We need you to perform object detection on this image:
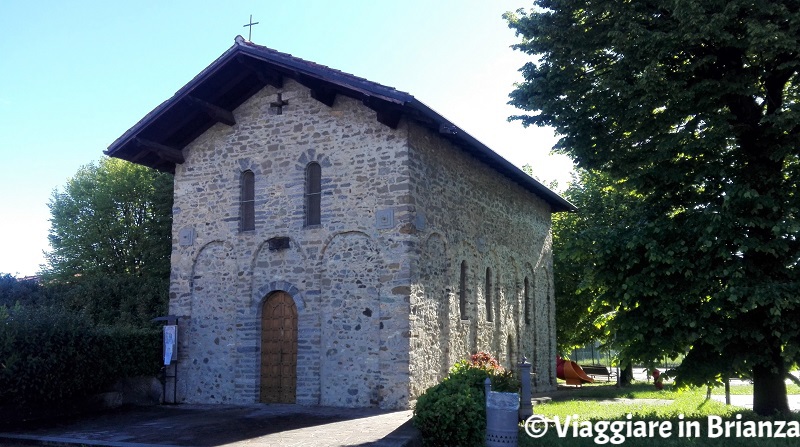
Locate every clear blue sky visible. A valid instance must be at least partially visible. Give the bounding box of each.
[0,0,573,277]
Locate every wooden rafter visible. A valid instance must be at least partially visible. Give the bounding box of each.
[363,96,403,129]
[297,74,336,107]
[184,96,236,126]
[376,110,402,129]
[310,86,336,107]
[236,55,283,88]
[134,138,185,164]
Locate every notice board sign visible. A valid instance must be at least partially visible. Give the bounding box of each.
[164,325,177,365]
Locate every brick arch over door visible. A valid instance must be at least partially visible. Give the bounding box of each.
[255,281,306,313]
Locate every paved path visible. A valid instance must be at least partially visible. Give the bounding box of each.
[0,404,420,447]
[5,386,796,447]
[710,394,800,411]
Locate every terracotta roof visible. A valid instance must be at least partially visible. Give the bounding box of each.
[106,36,575,212]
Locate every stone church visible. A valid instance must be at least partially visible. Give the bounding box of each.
[106,36,574,409]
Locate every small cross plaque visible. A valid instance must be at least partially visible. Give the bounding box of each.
[270,93,289,115]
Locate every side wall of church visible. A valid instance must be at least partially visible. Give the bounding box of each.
[406,123,557,399]
[168,79,414,409]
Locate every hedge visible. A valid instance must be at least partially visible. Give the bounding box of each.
[0,305,161,409]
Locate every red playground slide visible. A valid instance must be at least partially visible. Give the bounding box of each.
[556,356,595,386]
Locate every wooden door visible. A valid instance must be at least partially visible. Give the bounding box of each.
[260,291,297,403]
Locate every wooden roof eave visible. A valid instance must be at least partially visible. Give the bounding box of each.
[105,43,245,161]
[105,41,411,170]
[104,37,576,212]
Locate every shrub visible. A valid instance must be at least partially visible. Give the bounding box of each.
[459,351,520,392]
[95,325,163,380]
[0,305,98,406]
[0,305,161,410]
[414,352,521,446]
[414,378,486,447]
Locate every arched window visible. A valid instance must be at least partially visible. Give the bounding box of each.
[240,170,255,231]
[459,261,468,320]
[485,267,493,322]
[524,276,531,325]
[305,162,321,226]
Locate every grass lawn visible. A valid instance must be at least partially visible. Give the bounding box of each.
[519,382,800,446]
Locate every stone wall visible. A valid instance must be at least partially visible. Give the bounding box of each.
[166,75,557,410]
[168,79,414,409]
[406,122,557,398]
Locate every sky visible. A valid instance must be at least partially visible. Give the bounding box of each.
[0,0,574,277]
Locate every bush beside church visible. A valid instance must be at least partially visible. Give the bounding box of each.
[0,303,161,423]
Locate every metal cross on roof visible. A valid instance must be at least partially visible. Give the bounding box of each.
[243,15,259,41]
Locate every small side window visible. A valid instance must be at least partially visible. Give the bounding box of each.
[241,170,255,231]
[524,276,531,325]
[460,261,468,320]
[485,267,493,322]
[306,162,321,226]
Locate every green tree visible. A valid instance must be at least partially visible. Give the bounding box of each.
[554,169,652,385]
[44,157,173,325]
[507,1,800,415]
[0,274,51,308]
[552,170,621,354]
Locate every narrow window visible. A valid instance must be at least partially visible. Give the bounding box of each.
[524,276,531,325]
[485,267,493,322]
[240,170,255,231]
[459,261,468,320]
[507,335,514,368]
[306,162,321,226]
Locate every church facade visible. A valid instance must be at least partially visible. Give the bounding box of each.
[107,36,574,409]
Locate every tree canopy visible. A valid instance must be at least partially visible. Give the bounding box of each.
[507,0,800,415]
[43,157,173,325]
[551,169,629,354]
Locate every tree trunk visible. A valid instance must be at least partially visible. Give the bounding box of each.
[752,355,789,416]
[619,362,633,386]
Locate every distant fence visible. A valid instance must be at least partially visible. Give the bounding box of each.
[570,341,616,366]
[569,341,685,369]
